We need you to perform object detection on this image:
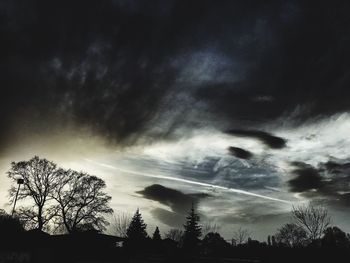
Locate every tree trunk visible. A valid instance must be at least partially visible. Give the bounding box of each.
[38,206,43,231]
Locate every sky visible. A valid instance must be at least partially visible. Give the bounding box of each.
[1,0,350,240]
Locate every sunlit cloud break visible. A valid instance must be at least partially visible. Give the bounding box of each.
[84,159,291,204]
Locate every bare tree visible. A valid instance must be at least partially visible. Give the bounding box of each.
[232,227,251,245]
[110,212,131,237]
[52,169,113,233]
[292,204,331,241]
[7,156,59,231]
[275,223,308,247]
[202,221,221,236]
[165,229,184,243]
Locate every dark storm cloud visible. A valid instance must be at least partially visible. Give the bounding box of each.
[2,0,350,151]
[226,130,286,149]
[287,160,350,207]
[137,184,210,214]
[228,146,253,159]
[321,161,350,174]
[138,184,210,227]
[288,162,324,193]
[0,0,185,148]
[195,1,350,127]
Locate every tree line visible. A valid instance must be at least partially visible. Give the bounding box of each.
[3,156,350,254]
[113,203,350,254]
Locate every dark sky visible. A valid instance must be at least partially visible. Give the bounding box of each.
[1,0,350,239]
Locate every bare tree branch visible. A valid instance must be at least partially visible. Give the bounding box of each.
[232,227,251,245]
[52,170,113,233]
[110,212,131,237]
[7,156,59,231]
[292,204,331,242]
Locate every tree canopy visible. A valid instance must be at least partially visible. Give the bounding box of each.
[292,205,330,242]
[8,156,59,230]
[7,156,113,233]
[53,169,113,233]
[275,223,308,247]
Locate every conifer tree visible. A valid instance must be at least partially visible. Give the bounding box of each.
[152,226,161,241]
[182,204,202,250]
[126,208,148,241]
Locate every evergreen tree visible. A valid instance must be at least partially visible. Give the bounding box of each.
[182,204,202,250]
[152,226,161,241]
[126,209,148,241]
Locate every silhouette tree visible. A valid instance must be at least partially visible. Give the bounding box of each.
[53,169,113,233]
[126,209,148,243]
[152,226,161,241]
[110,212,131,237]
[292,205,330,242]
[182,205,202,250]
[275,223,308,247]
[322,226,350,248]
[202,221,221,236]
[164,229,183,243]
[7,156,60,231]
[232,227,251,245]
[201,232,230,255]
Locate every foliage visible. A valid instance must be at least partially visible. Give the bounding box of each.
[322,226,350,248]
[201,232,230,255]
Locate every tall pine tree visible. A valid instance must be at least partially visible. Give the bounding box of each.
[182,204,202,251]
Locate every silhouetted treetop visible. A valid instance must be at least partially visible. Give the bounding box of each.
[53,169,113,233]
[6,156,113,234]
[322,226,350,248]
[7,156,60,230]
[182,205,201,250]
[152,226,161,241]
[275,223,308,247]
[292,204,330,242]
[126,209,148,241]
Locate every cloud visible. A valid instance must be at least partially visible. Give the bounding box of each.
[3,0,350,154]
[228,146,253,159]
[287,160,350,207]
[288,162,324,193]
[137,184,210,214]
[226,129,286,149]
